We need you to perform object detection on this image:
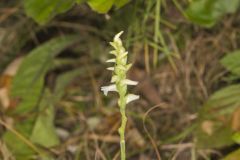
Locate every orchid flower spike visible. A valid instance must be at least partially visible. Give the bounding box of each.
[101,31,139,104]
[101,31,139,160]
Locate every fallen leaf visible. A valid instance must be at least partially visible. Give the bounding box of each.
[201,120,214,135]
[3,57,24,76]
[0,88,9,109]
[0,57,23,109]
[231,107,240,131]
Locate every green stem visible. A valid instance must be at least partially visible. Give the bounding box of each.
[153,0,160,68]
[118,95,127,160]
[172,0,188,19]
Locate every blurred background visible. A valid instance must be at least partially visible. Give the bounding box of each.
[0,0,240,159]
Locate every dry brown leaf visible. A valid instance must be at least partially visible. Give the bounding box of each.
[201,120,214,135]
[231,107,240,131]
[0,57,23,109]
[0,88,9,109]
[2,57,23,76]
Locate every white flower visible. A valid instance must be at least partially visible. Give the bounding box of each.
[106,59,116,63]
[126,64,132,71]
[109,42,117,49]
[123,79,138,85]
[101,31,139,106]
[114,31,124,45]
[101,84,117,96]
[110,50,117,56]
[126,94,139,104]
[120,51,128,58]
[107,67,114,71]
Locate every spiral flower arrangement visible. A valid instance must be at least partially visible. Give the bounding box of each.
[101,31,139,160]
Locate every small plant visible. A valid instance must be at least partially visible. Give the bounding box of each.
[101,31,139,160]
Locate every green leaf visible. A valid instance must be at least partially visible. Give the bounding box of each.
[195,122,234,148]
[24,0,130,23]
[76,0,86,4]
[200,84,240,118]
[11,35,78,114]
[87,0,115,13]
[30,90,59,148]
[114,0,130,8]
[23,0,76,24]
[195,84,240,148]
[3,119,35,160]
[4,36,78,159]
[186,0,240,27]
[54,68,84,101]
[3,117,54,159]
[232,132,240,144]
[223,149,240,160]
[221,50,240,76]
